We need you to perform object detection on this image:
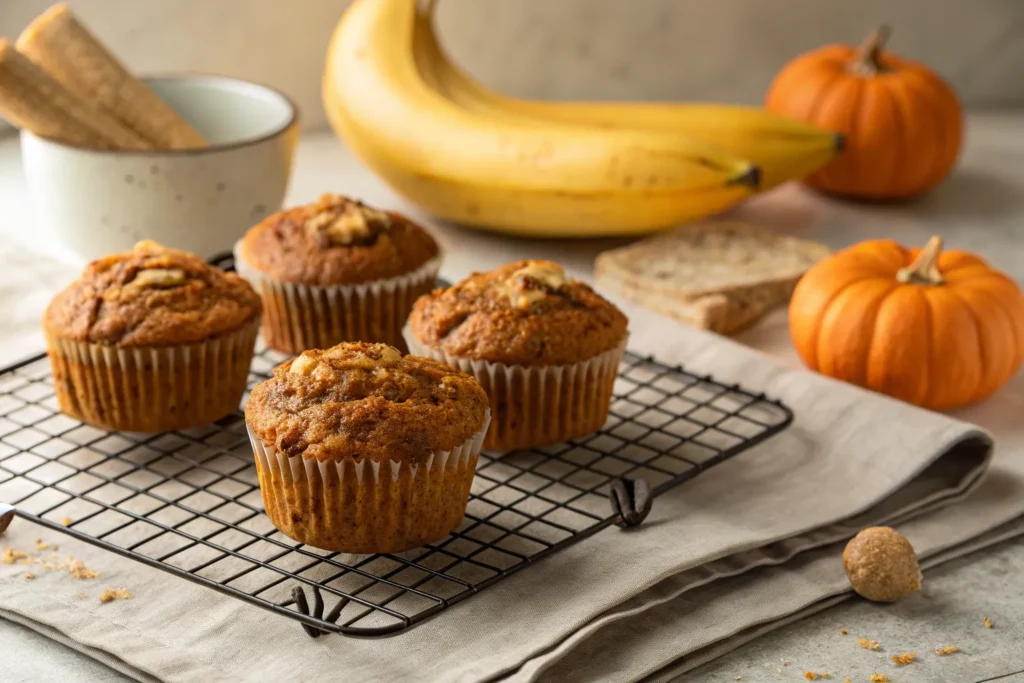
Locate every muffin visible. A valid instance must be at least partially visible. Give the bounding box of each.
[234,193,442,354]
[405,260,628,451]
[44,240,261,433]
[244,342,490,554]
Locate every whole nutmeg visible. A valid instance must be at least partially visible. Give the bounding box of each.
[843,526,922,602]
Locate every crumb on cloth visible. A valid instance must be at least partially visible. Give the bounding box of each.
[68,559,99,580]
[2,548,28,564]
[99,588,132,603]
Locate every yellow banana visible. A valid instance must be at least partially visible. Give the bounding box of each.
[415,0,841,190]
[323,0,761,238]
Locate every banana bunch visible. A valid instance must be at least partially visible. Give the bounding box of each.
[322,0,840,237]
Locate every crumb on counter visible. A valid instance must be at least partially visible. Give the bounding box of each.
[984,616,993,629]
[778,669,783,674]
[891,652,916,665]
[935,645,960,656]
[99,588,132,603]
[821,675,830,679]
[869,674,889,683]
[77,592,90,600]
[839,628,848,635]
[23,572,35,580]
[858,637,881,650]
[35,539,48,551]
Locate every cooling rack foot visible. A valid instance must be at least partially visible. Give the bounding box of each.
[609,478,652,528]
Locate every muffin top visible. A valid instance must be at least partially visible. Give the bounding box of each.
[237,193,441,286]
[244,342,489,464]
[44,241,261,348]
[408,260,628,366]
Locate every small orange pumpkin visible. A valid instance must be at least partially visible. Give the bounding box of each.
[790,236,1024,411]
[766,26,963,199]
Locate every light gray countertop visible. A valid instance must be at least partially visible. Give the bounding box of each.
[1,113,1023,681]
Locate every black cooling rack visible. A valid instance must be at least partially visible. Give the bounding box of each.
[0,262,793,639]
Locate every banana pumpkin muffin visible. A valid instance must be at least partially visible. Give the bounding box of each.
[244,341,490,553]
[234,193,442,354]
[405,260,628,451]
[44,240,261,432]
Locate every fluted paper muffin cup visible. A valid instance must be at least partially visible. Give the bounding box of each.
[234,244,441,354]
[246,411,489,554]
[405,329,626,452]
[46,320,259,433]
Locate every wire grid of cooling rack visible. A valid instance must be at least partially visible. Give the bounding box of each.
[0,345,791,637]
[0,257,792,637]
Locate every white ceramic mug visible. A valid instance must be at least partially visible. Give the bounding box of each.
[21,75,299,262]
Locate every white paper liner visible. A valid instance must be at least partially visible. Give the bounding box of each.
[233,241,441,353]
[404,326,626,451]
[45,320,260,433]
[245,410,489,553]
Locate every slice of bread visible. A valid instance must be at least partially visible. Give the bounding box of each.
[594,221,830,335]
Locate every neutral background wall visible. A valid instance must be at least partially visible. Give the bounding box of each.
[1,0,1022,131]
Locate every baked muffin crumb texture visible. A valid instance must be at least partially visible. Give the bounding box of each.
[238,193,440,286]
[44,240,260,347]
[245,342,488,464]
[409,259,628,366]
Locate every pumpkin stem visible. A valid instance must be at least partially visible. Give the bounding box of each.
[897,236,945,285]
[852,25,892,76]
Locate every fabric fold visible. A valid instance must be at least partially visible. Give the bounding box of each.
[0,294,1020,683]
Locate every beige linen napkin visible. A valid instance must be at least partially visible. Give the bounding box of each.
[509,309,1024,683]
[0,288,1001,683]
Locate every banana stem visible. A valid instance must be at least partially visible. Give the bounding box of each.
[896,235,945,285]
[851,25,892,76]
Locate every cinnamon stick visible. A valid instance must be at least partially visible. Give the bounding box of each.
[0,39,152,150]
[17,4,206,149]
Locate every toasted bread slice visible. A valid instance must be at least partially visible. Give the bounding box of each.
[594,221,830,334]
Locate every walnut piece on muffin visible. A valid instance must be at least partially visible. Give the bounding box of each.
[244,342,490,553]
[407,259,628,367]
[45,240,261,348]
[236,193,440,287]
